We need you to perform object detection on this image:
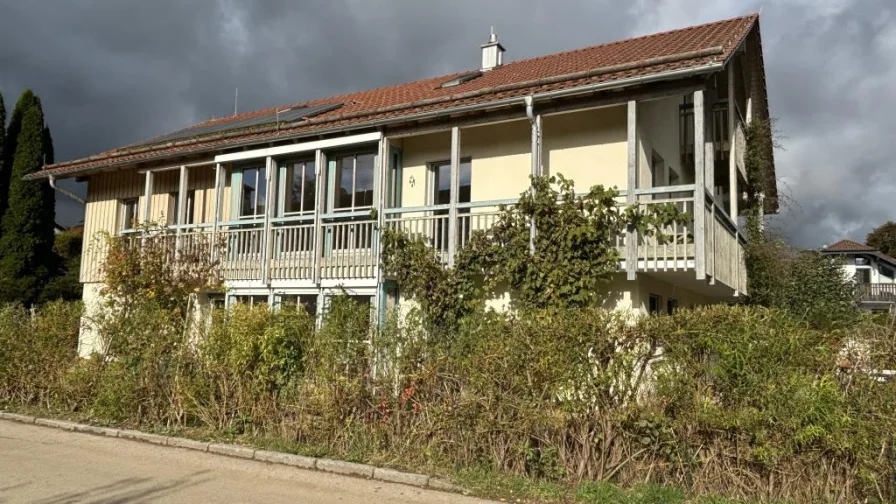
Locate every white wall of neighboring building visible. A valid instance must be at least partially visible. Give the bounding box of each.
[840,254,896,284]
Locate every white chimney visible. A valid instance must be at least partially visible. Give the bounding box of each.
[480,27,505,72]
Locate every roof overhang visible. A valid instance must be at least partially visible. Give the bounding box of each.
[28,59,726,181]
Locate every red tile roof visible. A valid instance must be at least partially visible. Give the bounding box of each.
[33,14,760,179]
[823,239,877,252]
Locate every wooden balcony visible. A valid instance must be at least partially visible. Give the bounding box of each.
[89,186,747,296]
[857,283,896,305]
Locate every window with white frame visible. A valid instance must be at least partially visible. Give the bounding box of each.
[334,153,375,211]
[284,159,317,215]
[239,165,267,218]
[119,198,139,232]
[428,159,472,250]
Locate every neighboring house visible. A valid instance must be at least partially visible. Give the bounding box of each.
[26,15,776,356]
[822,239,896,311]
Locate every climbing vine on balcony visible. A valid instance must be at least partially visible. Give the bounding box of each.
[381,174,685,330]
[742,118,775,240]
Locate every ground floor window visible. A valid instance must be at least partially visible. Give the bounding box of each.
[667,298,678,314]
[231,294,269,307]
[280,294,318,317]
[648,294,662,315]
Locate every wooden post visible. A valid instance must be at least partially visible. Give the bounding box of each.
[694,89,706,281]
[705,88,717,285]
[142,171,153,224]
[261,156,274,285]
[728,64,739,223]
[373,136,388,327]
[312,149,325,284]
[177,165,188,226]
[447,126,460,267]
[626,100,638,280]
[211,163,223,263]
[529,113,541,254]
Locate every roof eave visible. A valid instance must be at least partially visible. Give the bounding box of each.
[28,60,725,181]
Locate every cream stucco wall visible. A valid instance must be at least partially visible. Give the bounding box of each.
[542,105,628,192]
[632,273,716,313]
[637,96,687,189]
[398,120,532,207]
[78,282,106,358]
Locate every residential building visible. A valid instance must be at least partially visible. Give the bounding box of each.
[28,15,777,356]
[822,239,896,311]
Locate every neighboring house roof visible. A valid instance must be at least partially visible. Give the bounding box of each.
[823,239,877,252]
[29,14,773,205]
[822,239,896,269]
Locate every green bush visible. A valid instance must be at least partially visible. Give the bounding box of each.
[0,301,81,407]
[1,299,894,503]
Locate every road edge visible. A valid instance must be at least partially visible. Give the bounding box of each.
[0,410,464,494]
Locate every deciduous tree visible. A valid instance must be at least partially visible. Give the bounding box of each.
[866,221,896,257]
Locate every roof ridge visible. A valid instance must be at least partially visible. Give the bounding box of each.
[498,13,758,69]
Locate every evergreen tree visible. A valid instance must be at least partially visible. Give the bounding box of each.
[0,91,56,304]
[0,93,7,239]
[0,91,40,242]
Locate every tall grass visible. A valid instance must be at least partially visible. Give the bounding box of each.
[1,300,894,503]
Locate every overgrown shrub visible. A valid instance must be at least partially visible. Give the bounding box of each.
[2,299,894,503]
[0,301,81,407]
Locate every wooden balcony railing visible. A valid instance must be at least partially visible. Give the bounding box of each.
[88,189,748,294]
[857,283,896,303]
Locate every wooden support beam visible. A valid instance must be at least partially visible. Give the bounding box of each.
[142,171,153,224]
[728,64,739,223]
[447,126,460,267]
[211,163,223,263]
[177,165,188,226]
[312,150,325,285]
[694,89,706,281]
[528,111,541,253]
[373,137,389,325]
[261,156,274,285]
[626,100,638,280]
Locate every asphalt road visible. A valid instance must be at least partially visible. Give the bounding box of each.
[0,420,491,503]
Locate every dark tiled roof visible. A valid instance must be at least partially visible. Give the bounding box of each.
[33,14,760,179]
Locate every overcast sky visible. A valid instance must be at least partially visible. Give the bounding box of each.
[1,0,893,247]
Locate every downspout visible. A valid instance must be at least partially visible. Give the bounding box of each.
[48,175,86,205]
[524,95,540,254]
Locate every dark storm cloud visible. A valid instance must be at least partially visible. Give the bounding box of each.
[1,0,894,245]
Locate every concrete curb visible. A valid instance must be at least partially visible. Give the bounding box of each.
[0,411,462,495]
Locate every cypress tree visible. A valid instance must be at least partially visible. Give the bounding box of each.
[0,93,7,239]
[0,91,40,240]
[0,91,56,304]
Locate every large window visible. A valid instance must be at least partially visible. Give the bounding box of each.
[119,198,139,232]
[855,268,871,284]
[280,294,318,317]
[334,153,375,211]
[285,160,316,215]
[240,165,266,218]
